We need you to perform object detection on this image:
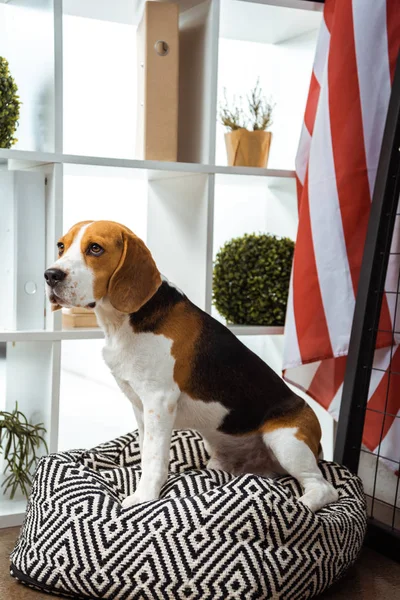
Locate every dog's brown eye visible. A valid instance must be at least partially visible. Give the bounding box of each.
[57,242,64,256]
[88,243,104,256]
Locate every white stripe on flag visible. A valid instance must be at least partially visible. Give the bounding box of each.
[295,123,311,186]
[373,410,400,468]
[308,66,355,356]
[285,362,321,391]
[313,16,330,86]
[283,274,302,368]
[328,382,343,420]
[352,0,392,198]
[368,346,393,400]
[328,345,394,419]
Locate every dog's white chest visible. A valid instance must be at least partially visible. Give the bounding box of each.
[102,323,176,394]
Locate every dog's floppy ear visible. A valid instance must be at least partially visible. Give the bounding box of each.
[108,231,161,313]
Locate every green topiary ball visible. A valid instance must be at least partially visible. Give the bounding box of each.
[0,57,21,149]
[213,233,295,326]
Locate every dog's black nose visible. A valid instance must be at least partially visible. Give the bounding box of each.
[44,268,66,288]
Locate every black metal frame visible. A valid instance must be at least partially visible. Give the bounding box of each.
[334,52,400,561]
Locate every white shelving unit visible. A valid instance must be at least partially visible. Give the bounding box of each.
[0,0,323,527]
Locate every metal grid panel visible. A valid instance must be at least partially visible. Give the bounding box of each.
[334,52,400,561]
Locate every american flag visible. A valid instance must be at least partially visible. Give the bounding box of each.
[283,0,400,470]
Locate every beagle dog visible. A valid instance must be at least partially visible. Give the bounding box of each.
[45,220,338,512]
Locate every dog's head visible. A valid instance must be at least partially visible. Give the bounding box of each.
[44,220,161,313]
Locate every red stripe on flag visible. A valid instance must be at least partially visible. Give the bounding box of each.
[363,346,400,451]
[386,0,400,84]
[293,170,333,362]
[307,356,347,411]
[296,175,303,213]
[327,1,372,294]
[323,0,335,34]
[304,72,320,137]
[328,0,393,338]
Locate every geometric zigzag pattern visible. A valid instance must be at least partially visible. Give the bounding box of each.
[10,429,367,600]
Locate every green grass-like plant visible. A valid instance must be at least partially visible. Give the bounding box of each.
[213,233,295,326]
[0,56,21,148]
[0,403,48,499]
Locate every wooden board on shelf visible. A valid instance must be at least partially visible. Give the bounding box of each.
[62,307,99,329]
[136,1,179,162]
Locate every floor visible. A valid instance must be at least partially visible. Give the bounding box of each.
[1,527,399,599]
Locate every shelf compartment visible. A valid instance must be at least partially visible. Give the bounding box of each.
[59,339,135,451]
[0,168,46,331]
[0,339,58,527]
[63,0,219,165]
[216,0,322,170]
[0,0,57,153]
[211,174,296,324]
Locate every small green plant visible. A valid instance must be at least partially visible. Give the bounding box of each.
[0,403,48,499]
[219,79,274,132]
[0,56,21,148]
[213,233,294,326]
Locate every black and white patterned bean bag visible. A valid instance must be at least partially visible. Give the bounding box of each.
[10,429,367,600]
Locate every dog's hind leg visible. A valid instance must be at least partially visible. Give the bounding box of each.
[263,427,338,512]
[261,403,339,512]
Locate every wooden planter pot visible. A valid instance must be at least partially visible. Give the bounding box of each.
[225,129,272,168]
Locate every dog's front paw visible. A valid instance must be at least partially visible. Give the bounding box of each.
[121,490,159,509]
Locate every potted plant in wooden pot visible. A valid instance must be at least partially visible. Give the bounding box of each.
[0,56,21,148]
[220,80,274,168]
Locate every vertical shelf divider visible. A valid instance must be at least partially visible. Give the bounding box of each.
[54,0,63,155]
[48,0,64,454]
[205,173,216,314]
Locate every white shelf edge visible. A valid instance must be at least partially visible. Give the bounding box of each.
[214,165,295,178]
[0,326,285,341]
[238,0,324,12]
[0,329,104,342]
[0,512,26,529]
[0,149,295,180]
[0,498,27,529]
[228,325,284,335]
